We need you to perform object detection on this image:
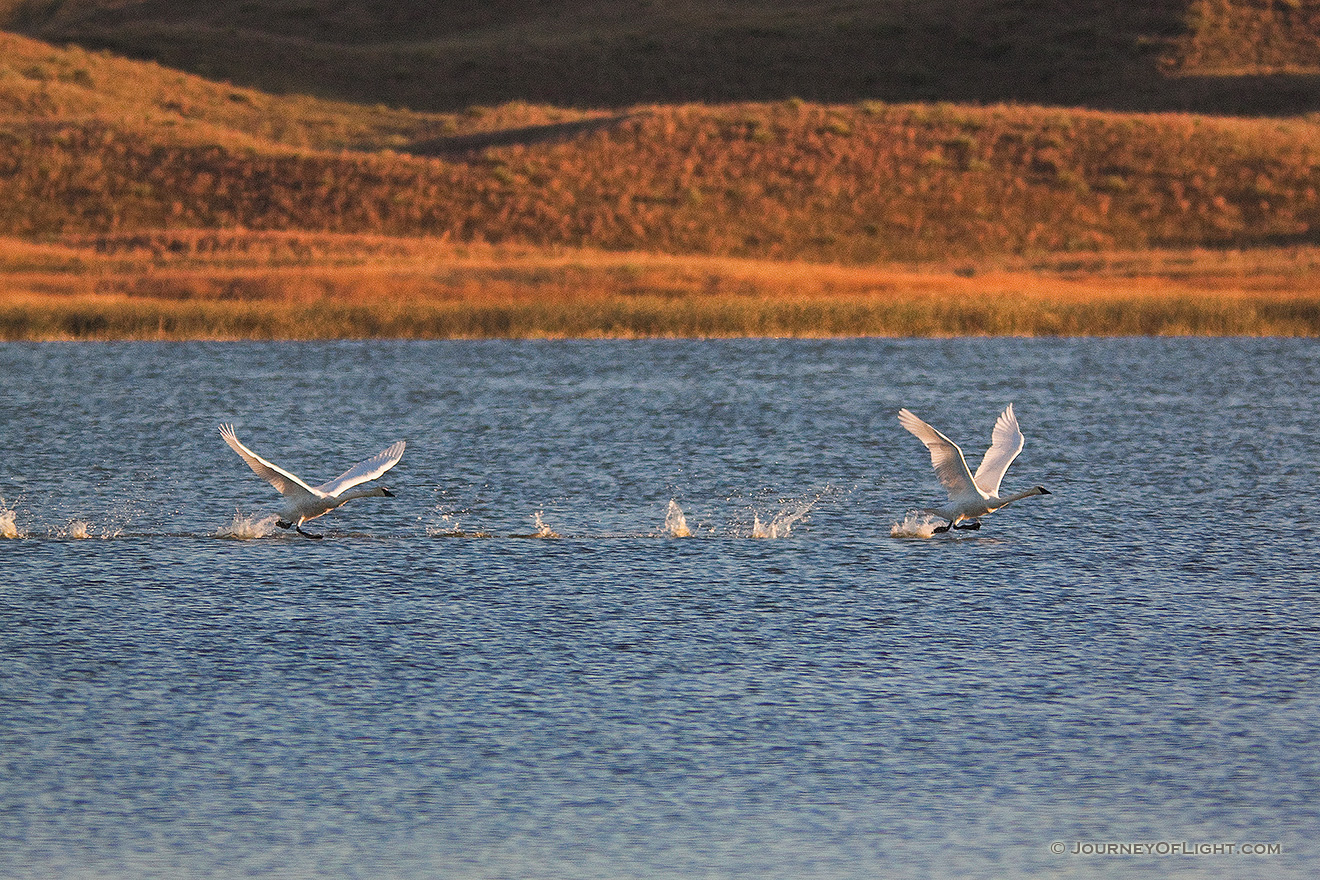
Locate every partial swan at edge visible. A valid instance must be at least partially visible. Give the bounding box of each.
[219,424,405,539]
[897,403,1049,534]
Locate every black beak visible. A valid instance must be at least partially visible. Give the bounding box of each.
[381,487,395,497]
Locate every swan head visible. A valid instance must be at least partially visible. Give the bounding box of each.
[1034,486,1051,495]
[380,487,395,497]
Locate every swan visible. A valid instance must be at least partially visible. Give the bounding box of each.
[897,403,1049,533]
[219,424,405,539]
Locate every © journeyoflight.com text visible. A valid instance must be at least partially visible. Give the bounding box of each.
[1051,841,1280,856]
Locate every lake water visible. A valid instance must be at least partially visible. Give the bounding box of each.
[1,338,1317,879]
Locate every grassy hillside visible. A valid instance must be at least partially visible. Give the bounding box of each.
[2,29,1319,338]
[8,0,1319,115]
[3,30,1318,263]
[0,31,610,151]
[1170,0,1320,73]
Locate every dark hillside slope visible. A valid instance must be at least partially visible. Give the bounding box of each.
[7,0,1318,114]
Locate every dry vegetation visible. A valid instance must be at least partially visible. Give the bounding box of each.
[0,1,1194,111]
[4,231,1320,339]
[3,28,1319,261]
[1170,0,1320,74]
[8,0,1320,115]
[2,20,1320,339]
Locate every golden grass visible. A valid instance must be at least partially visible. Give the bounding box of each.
[3,32,1320,339]
[4,96,1320,262]
[4,31,1320,264]
[1170,0,1320,74]
[4,232,1319,339]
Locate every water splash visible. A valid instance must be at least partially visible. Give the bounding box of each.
[750,496,818,539]
[424,509,491,538]
[0,498,23,538]
[217,510,281,539]
[532,511,560,539]
[890,512,943,539]
[63,520,94,539]
[664,499,692,537]
[425,511,464,537]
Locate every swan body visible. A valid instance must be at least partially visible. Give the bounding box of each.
[897,404,1049,533]
[219,424,404,538]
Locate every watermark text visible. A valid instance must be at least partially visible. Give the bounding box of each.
[1050,841,1280,857]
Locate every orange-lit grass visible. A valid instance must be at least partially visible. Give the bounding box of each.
[1169,0,1320,74]
[5,30,1320,265]
[3,233,1320,339]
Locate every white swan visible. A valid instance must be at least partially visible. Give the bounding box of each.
[219,424,405,539]
[897,403,1049,533]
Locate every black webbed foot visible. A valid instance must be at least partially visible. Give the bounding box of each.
[933,523,951,533]
[954,521,982,531]
[276,519,292,530]
[296,526,323,540]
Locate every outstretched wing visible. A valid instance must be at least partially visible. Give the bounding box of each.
[219,424,323,500]
[316,440,406,497]
[972,404,1025,497]
[897,409,980,501]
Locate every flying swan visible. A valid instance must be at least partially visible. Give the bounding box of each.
[219,423,405,539]
[897,404,1049,533]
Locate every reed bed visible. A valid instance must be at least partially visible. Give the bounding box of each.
[4,233,1319,339]
[7,288,1318,340]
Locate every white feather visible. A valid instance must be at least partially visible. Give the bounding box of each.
[897,404,1047,532]
[219,424,404,537]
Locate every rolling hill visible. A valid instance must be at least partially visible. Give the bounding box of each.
[2,4,1320,337]
[3,0,1319,115]
[2,30,1318,263]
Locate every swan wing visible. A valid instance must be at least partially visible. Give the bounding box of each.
[316,440,406,497]
[897,409,980,501]
[218,424,323,501]
[973,404,1025,497]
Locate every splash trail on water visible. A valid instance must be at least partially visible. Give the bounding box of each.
[749,493,823,539]
[425,511,465,537]
[664,500,692,537]
[63,520,92,539]
[531,511,560,539]
[890,512,943,539]
[217,510,282,539]
[54,519,123,539]
[0,498,22,538]
[424,508,492,538]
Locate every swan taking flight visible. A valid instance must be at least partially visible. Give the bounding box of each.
[219,424,405,539]
[897,404,1049,534]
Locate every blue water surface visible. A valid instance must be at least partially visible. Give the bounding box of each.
[0,338,1317,879]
